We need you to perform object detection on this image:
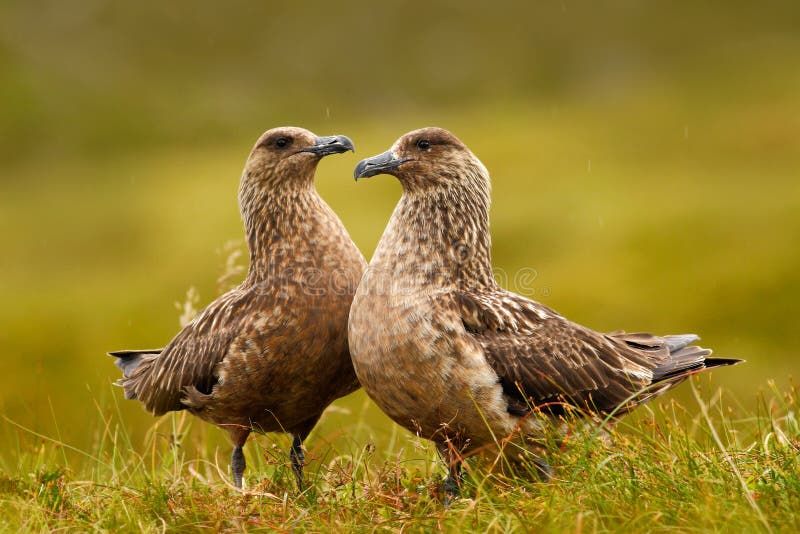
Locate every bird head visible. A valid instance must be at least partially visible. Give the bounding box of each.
[353,127,488,193]
[244,126,354,188]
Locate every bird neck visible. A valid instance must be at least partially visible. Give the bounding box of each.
[373,183,496,291]
[239,179,325,283]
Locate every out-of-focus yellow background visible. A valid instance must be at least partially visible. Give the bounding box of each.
[2,2,798,461]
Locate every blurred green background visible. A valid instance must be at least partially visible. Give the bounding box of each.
[2,1,799,465]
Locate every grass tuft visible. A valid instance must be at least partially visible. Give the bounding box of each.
[1,381,798,531]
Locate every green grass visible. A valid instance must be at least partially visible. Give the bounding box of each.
[1,380,798,531]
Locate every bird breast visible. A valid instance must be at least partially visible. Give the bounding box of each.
[349,276,515,444]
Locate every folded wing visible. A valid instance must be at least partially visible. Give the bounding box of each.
[455,290,738,416]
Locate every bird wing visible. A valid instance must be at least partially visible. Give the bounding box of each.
[454,289,672,416]
[126,288,264,416]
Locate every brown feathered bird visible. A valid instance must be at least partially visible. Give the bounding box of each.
[349,127,741,499]
[110,127,366,489]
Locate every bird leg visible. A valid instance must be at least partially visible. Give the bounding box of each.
[231,446,246,489]
[443,462,463,504]
[437,442,463,504]
[228,425,251,489]
[290,434,306,490]
[533,457,553,482]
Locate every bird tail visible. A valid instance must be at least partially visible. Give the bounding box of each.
[108,349,162,400]
[651,334,742,385]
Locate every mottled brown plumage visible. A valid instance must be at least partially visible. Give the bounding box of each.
[110,127,366,489]
[349,127,741,499]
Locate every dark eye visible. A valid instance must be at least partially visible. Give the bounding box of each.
[275,137,289,148]
[417,139,431,150]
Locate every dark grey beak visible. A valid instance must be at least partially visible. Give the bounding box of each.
[300,135,355,157]
[353,150,409,180]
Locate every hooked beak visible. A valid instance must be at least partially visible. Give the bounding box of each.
[353,150,410,180]
[299,135,355,157]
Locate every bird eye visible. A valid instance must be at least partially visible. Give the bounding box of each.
[417,139,431,150]
[275,137,289,148]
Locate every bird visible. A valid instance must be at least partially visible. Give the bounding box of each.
[110,127,366,490]
[349,127,741,500]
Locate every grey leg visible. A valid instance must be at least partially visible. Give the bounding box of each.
[231,446,246,489]
[443,461,463,505]
[227,425,250,489]
[290,434,305,490]
[437,442,463,505]
[533,458,553,482]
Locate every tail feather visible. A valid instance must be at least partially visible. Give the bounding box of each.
[664,334,700,353]
[651,334,742,384]
[108,349,162,399]
[701,357,743,369]
[652,345,709,381]
[625,336,743,410]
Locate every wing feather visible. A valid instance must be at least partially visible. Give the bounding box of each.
[123,289,274,416]
[455,290,671,416]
